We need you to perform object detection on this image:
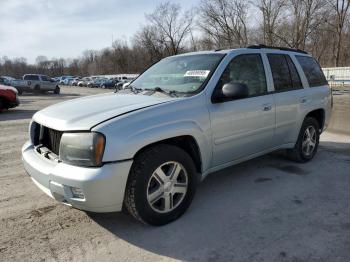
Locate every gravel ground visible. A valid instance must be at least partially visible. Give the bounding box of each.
[0,87,349,262]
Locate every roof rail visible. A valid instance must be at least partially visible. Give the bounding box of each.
[247,44,308,54]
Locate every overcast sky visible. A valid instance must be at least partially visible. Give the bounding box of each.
[0,0,197,64]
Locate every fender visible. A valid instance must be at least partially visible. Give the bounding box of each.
[94,94,212,173]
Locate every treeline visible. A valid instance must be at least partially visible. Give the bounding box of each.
[1,0,350,78]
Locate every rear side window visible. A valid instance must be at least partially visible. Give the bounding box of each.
[218,54,267,97]
[286,56,302,89]
[296,56,327,87]
[267,54,303,91]
[24,75,39,81]
[268,54,292,91]
[41,75,50,81]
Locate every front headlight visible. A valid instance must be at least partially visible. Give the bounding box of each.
[59,132,105,167]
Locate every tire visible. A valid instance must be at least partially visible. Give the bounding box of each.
[0,99,4,113]
[16,88,23,95]
[54,86,60,94]
[102,85,106,89]
[124,144,198,226]
[34,85,41,93]
[287,117,320,163]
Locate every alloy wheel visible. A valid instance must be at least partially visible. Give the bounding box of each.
[146,161,188,213]
[302,126,317,156]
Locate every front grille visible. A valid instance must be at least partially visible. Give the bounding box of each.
[41,127,63,155]
[32,122,63,156]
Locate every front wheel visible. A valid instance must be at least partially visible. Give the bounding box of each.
[287,117,320,163]
[54,86,60,94]
[34,85,41,93]
[124,144,198,226]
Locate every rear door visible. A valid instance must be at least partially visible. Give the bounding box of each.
[294,55,331,130]
[40,75,54,90]
[267,53,305,146]
[209,53,275,167]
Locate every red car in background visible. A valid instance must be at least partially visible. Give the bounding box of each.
[0,84,20,112]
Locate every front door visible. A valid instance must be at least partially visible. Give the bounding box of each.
[208,54,275,167]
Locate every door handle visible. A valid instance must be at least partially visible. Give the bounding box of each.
[262,104,272,111]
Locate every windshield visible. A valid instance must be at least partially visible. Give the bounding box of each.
[131,54,225,94]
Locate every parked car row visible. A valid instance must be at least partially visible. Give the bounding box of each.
[67,76,135,89]
[1,73,137,94]
[0,73,136,113]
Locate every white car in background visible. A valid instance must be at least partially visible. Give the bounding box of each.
[63,77,75,85]
[71,78,81,86]
[77,77,93,87]
[59,76,74,85]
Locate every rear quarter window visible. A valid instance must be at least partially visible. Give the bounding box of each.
[41,75,50,81]
[296,56,327,87]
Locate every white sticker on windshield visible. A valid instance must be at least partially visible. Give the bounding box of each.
[184,70,210,77]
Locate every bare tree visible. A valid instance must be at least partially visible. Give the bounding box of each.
[327,0,350,66]
[256,0,286,46]
[198,0,249,48]
[134,25,167,63]
[288,0,327,49]
[146,2,194,55]
[3,0,350,78]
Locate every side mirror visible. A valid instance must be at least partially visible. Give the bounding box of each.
[213,82,249,102]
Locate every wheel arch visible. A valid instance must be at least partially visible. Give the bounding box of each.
[305,108,325,132]
[133,135,203,174]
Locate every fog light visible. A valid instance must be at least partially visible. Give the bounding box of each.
[70,187,85,199]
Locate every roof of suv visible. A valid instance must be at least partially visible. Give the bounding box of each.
[24,74,45,77]
[176,45,311,57]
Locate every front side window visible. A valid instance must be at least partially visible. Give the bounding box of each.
[131,54,225,94]
[217,54,267,97]
[296,56,327,87]
[24,75,39,81]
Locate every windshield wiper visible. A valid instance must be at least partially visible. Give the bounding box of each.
[144,87,179,97]
[120,85,180,97]
[115,84,138,93]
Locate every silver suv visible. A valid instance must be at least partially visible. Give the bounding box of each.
[22,46,331,225]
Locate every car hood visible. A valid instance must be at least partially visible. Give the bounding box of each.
[33,92,173,131]
[0,84,18,94]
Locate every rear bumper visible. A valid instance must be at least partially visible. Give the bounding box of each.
[22,141,133,212]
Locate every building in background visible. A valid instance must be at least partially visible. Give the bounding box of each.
[322,67,350,88]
